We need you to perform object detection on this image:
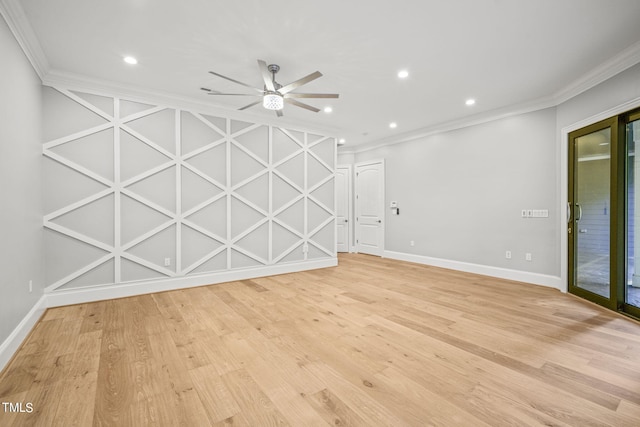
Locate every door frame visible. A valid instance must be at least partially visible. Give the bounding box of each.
[567,116,622,310]
[354,159,385,256]
[561,97,640,295]
[336,164,353,253]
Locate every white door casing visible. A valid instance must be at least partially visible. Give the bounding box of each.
[336,165,352,252]
[355,160,384,256]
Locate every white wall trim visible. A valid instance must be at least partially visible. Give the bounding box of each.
[42,71,340,138]
[0,0,49,78]
[554,39,640,105]
[0,258,336,372]
[340,97,557,155]
[45,258,337,307]
[4,0,640,156]
[384,250,562,290]
[341,42,640,156]
[0,295,47,372]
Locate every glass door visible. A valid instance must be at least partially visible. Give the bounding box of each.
[569,108,640,318]
[625,111,640,317]
[568,118,619,310]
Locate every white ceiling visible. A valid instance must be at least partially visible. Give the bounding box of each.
[6,0,640,148]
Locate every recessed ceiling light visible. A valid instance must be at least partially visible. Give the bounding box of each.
[397,70,409,79]
[389,122,397,129]
[123,56,138,65]
[324,106,333,113]
[465,98,476,106]
[338,138,346,145]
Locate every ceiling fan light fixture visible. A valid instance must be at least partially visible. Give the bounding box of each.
[263,93,284,110]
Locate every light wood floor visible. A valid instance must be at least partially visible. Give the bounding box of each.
[2,254,640,426]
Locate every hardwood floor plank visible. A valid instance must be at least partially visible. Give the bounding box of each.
[189,365,241,424]
[220,368,291,427]
[51,372,98,427]
[304,387,369,426]
[2,253,640,426]
[0,391,28,426]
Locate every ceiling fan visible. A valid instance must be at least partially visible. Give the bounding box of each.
[201,59,339,117]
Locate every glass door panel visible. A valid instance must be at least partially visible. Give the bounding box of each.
[574,128,611,298]
[626,117,640,310]
[569,109,640,318]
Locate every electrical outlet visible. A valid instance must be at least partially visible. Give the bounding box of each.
[526,253,532,261]
[410,240,415,247]
[506,250,512,259]
[164,258,171,267]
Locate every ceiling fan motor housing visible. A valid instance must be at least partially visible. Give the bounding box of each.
[267,64,280,74]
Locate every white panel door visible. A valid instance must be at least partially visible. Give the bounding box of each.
[355,160,384,256]
[335,165,351,252]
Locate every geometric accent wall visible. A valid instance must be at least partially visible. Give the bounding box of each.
[42,86,335,292]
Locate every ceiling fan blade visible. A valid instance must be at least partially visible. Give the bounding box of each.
[285,98,320,113]
[284,93,339,99]
[278,71,322,95]
[208,71,263,93]
[257,60,276,92]
[207,93,257,96]
[276,109,283,117]
[238,100,262,111]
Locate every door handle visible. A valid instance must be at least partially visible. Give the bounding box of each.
[377,220,381,223]
[344,219,348,223]
[576,203,582,221]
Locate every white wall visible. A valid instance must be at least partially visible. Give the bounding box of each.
[351,108,559,282]
[336,62,640,290]
[0,14,44,351]
[41,86,336,302]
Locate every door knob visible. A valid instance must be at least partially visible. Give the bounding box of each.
[377,220,381,223]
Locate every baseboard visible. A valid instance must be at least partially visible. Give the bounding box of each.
[384,250,562,290]
[0,295,47,372]
[46,257,338,307]
[1,258,337,372]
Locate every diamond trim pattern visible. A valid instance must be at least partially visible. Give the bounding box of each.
[42,87,336,291]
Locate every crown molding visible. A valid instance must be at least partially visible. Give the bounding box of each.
[340,95,557,155]
[553,39,640,105]
[44,69,342,137]
[4,0,640,154]
[0,0,49,78]
[344,41,640,155]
